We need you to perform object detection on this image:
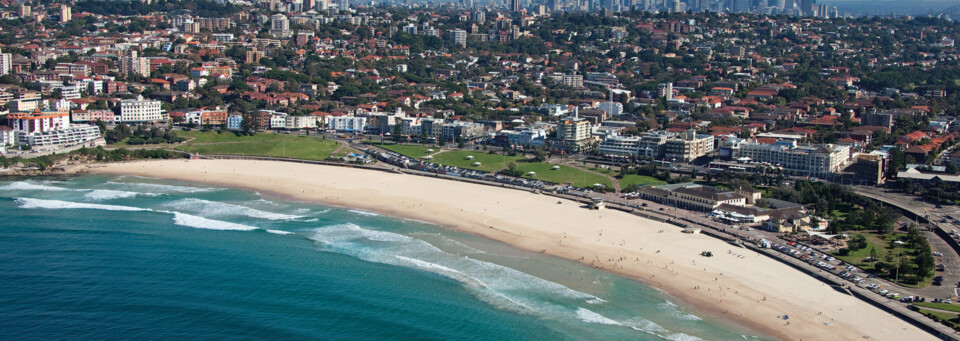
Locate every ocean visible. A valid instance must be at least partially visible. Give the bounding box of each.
[0,175,769,340]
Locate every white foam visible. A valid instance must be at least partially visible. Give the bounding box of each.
[576,308,622,326]
[166,198,303,221]
[106,181,214,194]
[167,211,259,231]
[84,189,151,201]
[307,223,602,320]
[15,198,151,212]
[659,301,702,321]
[266,229,295,235]
[347,209,379,216]
[1,181,71,191]
[665,333,706,341]
[586,298,607,304]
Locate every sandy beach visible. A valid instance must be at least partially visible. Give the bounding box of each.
[88,159,935,341]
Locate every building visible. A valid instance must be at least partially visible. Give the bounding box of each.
[18,4,30,17]
[510,0,521,12]
[738,140,851,177]
[597,135,641,157]
[557,116,591,142]
[562,74,583,88]
[6,108,101,147]
[329,116,367,132]
[119,96,164,123]
[658,82,673,100]
[860,111,894,129]
[847,153,887,185]
[269,14,291,37]
[119,50,150,78]
[0,49,11,75]
[284,115,318,129]
[440,120,485,141]
[639,183,747,211]
[60,4,71,23]
[226,115,243,130]
[664,129,714,162]
[449,29,467,47]
[0,126,14,151]
[338,0,349,11]
[246,49,265,64]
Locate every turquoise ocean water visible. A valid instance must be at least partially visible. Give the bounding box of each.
[0,175,770,341]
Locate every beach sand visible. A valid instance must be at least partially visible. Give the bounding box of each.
[89,159,936,341]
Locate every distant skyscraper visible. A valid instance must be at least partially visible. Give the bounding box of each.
[19,4,30,17]
[776,0,786,10]
[800,0,813,15]
[511,0,521,12]
[339,0,349,11]
[732,0,750,12]
[474,9,485,23]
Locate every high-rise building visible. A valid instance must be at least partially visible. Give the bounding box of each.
[60,5,71,23]
[18,4,30,17]
[403,23,417,35]
[658,82,673,100]
[0,49,11,76]
[449,29,467,47]
[119,50,150,78]
[511,0,521,13]
[473,9,485,23]
[800,0,813,15]
[731,0,750,12]
[338,0,349,11]
[270,14,289,32]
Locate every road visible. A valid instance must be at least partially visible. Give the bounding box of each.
[853,186,960,299]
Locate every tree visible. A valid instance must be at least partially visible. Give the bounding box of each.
[392,124,402,142]
[868,246,878,261]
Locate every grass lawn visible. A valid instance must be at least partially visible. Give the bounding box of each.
[620,174,667,188]
[430,150,526,173]
[371,143,436,159]
[177,134,340,161]
[835,232,932,288]
[835,232,910,266]
[588,167,617,175]
[514,163,614,188]
[915,302,960,313]
[917,308,960,330]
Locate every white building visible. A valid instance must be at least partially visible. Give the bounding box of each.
[597,135,641,157]
[328,116,367,132]
[6,109,100,147]
[285,115,317,129]
[119,96,164,123]
[0,49,11,75]
[738,140,850,177]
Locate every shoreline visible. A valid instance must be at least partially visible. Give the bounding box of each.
[84,159,935,341]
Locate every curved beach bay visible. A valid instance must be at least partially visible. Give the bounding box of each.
[82,159,931,341]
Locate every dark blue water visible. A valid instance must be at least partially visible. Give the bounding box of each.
[0,176,767,340]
